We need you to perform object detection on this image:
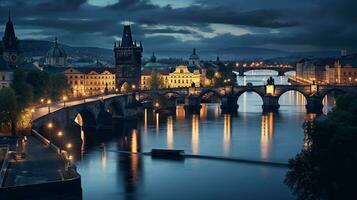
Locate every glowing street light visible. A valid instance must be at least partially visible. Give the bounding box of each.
[66,143,72,149]
[40,98,45,104]
[47,122,53,128]
[63,96,68,107]
[47,99,52,113]
[57,131,63,137]
[132,84,136,90]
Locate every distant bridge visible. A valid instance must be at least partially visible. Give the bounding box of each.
[138,84,357,114]
[235,66,296,76]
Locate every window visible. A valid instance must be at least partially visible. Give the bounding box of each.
[180,69,183,73]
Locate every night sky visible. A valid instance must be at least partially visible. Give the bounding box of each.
[0,0,356,52]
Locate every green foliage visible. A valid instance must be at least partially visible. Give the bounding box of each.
[285,93,357,200]
[47,73,69,99]
[150,69,164,90]
[211,63,237,87]
[26,69,50,100]
[0,88,18,135]
[206,67,215,79]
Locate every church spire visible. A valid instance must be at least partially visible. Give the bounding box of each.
[2,10,19,52]
[121,25,133,47]
[193,48,196,55]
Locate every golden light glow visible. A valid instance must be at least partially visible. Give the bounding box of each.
[57,131,63,137]
[41,98,44,103]
[266,85,275,95]
[68,155,73,160]
[144,109,148,134]
[167,116,174,149]
[47,122,53,128]
[155,113,160,134]
[131,129,138,153]
[223,114,231,156]
[101,143,107,172]
[66,143,72,149]
[261,113,274,160]
[47,99,52,104]
[63,96,68,101]
[191,114,199,154]
[310,84,318,94]
[200,104,207,120]
[176,105,186,120]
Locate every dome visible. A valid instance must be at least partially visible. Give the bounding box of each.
[189,48,199,60]
[46,38,67,58]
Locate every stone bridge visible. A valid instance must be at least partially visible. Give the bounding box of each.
[138,84,357,114]
[236,66,296,76]
[32,94,141,146]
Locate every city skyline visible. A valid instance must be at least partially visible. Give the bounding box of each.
[0,0,356,52]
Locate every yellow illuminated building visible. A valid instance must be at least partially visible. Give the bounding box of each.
[326,54,357,85]
[168,65,202,88]
[64,67,116,97]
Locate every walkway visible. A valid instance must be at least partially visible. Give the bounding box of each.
[32,93,120,120]
[3,136,66,187]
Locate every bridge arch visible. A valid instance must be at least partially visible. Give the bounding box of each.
[161,91,184,98]
[74,109,97,129]
[320,88,346,100]
[198,89,222,103]
[106,101,124,116]
[277,88,308,104]
[235,88,265,101]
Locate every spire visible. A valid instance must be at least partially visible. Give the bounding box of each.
[121,25,133,47]
[114,41,117,48]
[2,10,19,52]
[140,41,143,49]
[54,37,58,47]
[8,9,11,22]
[193,48,196,55]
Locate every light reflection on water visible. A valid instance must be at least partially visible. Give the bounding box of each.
[75,72,336,200]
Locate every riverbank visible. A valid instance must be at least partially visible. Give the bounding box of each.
[0,134,82,199]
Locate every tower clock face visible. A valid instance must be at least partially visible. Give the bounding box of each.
[10,54,17,62]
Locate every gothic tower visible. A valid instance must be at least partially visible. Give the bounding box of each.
[2,12,20,67]
[114,25,143,88]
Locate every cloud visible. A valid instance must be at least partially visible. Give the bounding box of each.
[0,0,355,52]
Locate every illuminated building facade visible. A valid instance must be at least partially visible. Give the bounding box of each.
[168,65,202,88]
[326,54,357,84]
[63,67,116,97]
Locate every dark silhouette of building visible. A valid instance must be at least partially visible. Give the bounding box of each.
[2,12,20,67]
[114,25,143,88]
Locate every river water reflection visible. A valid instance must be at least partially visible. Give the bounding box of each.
[75,71,335,200]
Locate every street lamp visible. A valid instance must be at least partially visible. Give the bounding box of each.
[63,96,68,108]
[57,131,63,137]
[67,143,72,149]
[40,98,45,104]
[47,99,52,113]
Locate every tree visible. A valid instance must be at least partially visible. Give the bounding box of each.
[48,73,69,99]
[150,69,164,89]
[285,93,357,200]
[0,88,19,135]
[12,69,33,109]
[26,69,50,100]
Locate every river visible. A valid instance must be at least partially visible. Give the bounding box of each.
[73,71,335,200]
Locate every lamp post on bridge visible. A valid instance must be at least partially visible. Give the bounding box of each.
[47,99,52,114]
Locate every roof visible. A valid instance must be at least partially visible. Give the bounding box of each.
[2,14,19,52]
[43,66,116,74]
[339,54,357,67]
[46,38,67,58]
[121,25,134,47]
